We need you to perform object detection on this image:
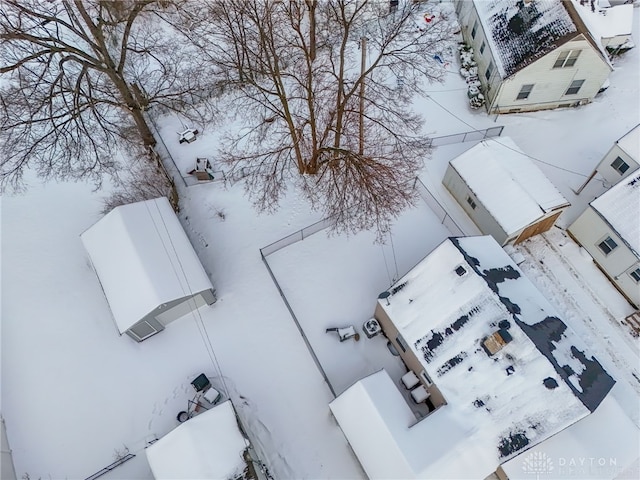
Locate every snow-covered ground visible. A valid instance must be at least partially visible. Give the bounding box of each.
[2,5,639,480]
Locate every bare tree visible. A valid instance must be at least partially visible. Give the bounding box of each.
[181,0,456,235]
[0,0,215,190]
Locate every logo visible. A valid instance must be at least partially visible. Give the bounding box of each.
[522,451,554,477]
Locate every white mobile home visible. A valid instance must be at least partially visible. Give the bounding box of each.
[81,197,216,342]
[455,0,612,114]
[443,138,569,245]
[568,172,640,308]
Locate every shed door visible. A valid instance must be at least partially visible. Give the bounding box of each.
[129,321,160,342]
[514,211,563,244]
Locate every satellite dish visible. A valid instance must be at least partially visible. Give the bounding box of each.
[378,291,391,305]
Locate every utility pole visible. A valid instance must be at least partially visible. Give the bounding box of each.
[359,36,366,156]
[573,168,598,195]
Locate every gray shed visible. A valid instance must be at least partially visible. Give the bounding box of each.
[81,197,216,341]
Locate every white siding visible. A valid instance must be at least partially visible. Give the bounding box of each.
[568,208,640,307]
[455,1,503,108]
[443,164,509,245]
[596,144,640,186]
[456,1,610,115]
[491,35,611,113]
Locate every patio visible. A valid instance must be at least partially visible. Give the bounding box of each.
[265,195,452,400]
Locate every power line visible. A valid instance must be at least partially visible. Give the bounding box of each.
[144,200,229,397]
[424,94,601,180]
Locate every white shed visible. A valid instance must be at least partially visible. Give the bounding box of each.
[573,1,635,52]
[145,400,250,480]
[443,138,570,245]
[81,197,216,342]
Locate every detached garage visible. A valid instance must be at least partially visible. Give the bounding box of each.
[81,197,216,342]
[443,138,570,245]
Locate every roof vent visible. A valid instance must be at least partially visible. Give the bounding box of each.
[455,265,467,277]
[391,281,408,295]
[482,329,513,356]
[498,319,511,330]
[543,377,559,389]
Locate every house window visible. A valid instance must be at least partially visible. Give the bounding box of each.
[553,50,581,68]
[516,84,534,100]
[395,334,408,353]
[466,196,477,209]
[598,236,618,255]
[630,268,640,283]
[565,79,585,95]
[485,61,494,81]
[480,41,486,54]
[471,20,478,39]
[611,156,630,175]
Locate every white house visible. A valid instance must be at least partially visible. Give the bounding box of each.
[81,197,216,342]
[330,236,616,479]
[596,124,639,186]
[443,138,570,245]
[455,0,612,114]
[145,400,252,480]
[568,172,640,308]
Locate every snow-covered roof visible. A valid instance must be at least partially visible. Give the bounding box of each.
[617,124,640,161]
[501,390,640,479]
[330,369,502,479]
[591,172,640,255]
[80,197,213,333]
[474,0,578,78]
[450,138,569,235]
[358,236,615,478]
[573,0,634,40]
[145,400,249,480]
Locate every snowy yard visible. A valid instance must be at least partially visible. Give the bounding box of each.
[2,5,640,480]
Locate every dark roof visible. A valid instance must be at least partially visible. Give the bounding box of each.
[476,0,579,77]
[451,237,615,413]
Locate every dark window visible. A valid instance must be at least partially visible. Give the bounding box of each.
[565,79,585,95]
[516,84,534,100]
[598,236,618,255]
[480,41,486,54]
[553,50,581,68]
[611,156,630,175]
[466,196,477,209]
[630,268,640,283]
[395,334,408,353]
[471,20,478,39]
[485,61,494,81]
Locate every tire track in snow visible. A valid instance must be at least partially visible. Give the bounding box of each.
[538,231,638,349]
[518,241,640,398]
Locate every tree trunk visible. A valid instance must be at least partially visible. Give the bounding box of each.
[306,0,316,62]
[129,107,156,147]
